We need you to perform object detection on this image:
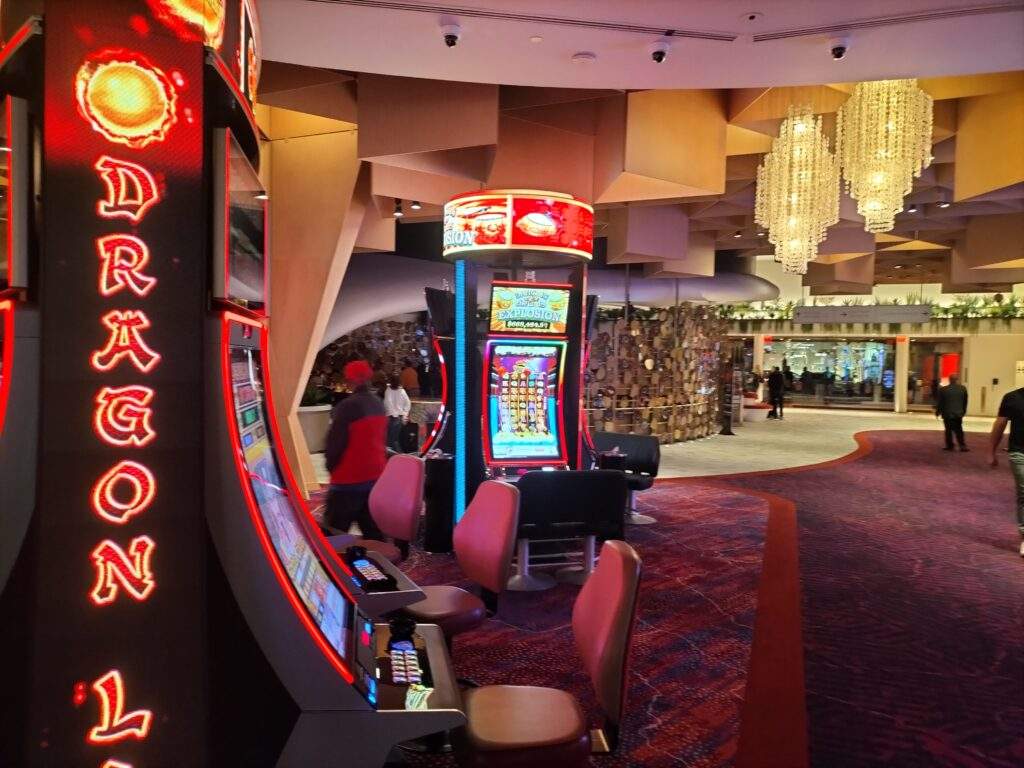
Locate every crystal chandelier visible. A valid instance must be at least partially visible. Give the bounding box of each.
[836,79,934,233]
[755,106,840,275]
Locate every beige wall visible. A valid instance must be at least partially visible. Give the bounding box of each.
[265,111,367,493]
[963,334,1024,417]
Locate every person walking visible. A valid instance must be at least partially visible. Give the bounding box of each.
[400,359,421,397]
[383,374,412,452]
[324,360,388,539]
[987,385,1024,557]
[936,374,969,452]
[767,366,786,420]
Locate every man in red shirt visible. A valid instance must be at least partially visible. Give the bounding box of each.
[324,360,388,538]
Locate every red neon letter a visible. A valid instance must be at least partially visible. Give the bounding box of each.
[91,310,161,373]
[95,155,161,223]
[88,669,153,744]
[97,235,157,298]
[90,536,156,605]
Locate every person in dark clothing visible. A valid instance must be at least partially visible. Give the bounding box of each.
[799,367,813,393]
[324,360,388,539]
[936,374,969,451]
[767,366,786,419]
[988,387,1024,558]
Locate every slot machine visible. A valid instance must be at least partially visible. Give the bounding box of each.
[207,129,464,765]
[482,280,573,478]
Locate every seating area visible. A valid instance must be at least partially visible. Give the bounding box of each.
[320,451,657,763]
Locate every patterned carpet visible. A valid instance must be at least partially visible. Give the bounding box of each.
[715,430,1024,768]
[329,483,770,768]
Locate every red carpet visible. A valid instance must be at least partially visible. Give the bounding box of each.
[400,483,770,767]
[718,430,1024,768]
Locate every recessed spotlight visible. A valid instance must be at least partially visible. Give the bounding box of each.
[937,200,950,208]
[254,192,269,201]
[733,231,743,238]
[0,146,10,153]
[393,199,404,218]
[571,51,597,65]
[758,231,766,237]
[893,265,903,269]
[529,35,543,44]
[410,200,422,210]
[906,204,917,213]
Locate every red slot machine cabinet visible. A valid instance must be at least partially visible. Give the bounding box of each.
[483,280,573,479]
[0,25,40,592]
[207,129,464,766]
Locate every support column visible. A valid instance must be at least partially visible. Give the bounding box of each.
[894,335,910,413]
[752,334,766,374]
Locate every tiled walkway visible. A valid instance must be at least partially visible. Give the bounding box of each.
[658,408,995,478]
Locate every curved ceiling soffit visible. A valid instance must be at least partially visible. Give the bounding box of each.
[320,253,779,348]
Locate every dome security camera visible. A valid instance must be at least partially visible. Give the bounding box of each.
[649,39,671,64]
[441,23,461,48]
[829,35,849,60]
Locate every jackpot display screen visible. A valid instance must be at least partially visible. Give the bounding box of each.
[229,344,351,659]
[489,282,571,335]
[485,340,566,463]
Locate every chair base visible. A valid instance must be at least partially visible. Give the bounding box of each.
[555,566,590,585]
[626,512,657,525]
[507,572,557,591]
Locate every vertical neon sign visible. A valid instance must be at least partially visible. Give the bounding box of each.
[454,259,467,522]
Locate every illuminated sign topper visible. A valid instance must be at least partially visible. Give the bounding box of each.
[443,189,593,264]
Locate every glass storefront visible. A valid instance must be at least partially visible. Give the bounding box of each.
[761,337,896,409]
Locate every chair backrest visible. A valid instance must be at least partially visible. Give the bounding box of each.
[368,454,425,542]
[517,470,627,541]
[592,432,660,478]
[453,480,520,594]
[572,540,642,730]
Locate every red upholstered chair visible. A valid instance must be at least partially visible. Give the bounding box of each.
[403,480,519,641]
[332,454,424,564]
[454,540,642,767]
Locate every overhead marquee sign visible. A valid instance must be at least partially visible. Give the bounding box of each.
[443,189,594,264]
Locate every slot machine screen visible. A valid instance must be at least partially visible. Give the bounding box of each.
[229,343,351,660]
[484,340,566,463]
[488,282,570,335]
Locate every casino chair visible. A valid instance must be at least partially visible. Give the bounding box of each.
[330,453,425,564]
[402,480,519,643]
[453,540,642,767]
[592,432,661,525]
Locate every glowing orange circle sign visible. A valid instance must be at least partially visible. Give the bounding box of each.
[75,50,178,149]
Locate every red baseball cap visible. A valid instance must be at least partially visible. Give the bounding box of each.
[343,360,373,387]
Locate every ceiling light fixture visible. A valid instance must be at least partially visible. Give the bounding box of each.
[755,105,840,275]
[254,192,268,201]
[906,204,917,213]
[410,200,422,210]
[571,51,597,65]
[836,79,934,233]
[733,231,742,238]
[529,35,543,44]
[937,198,950,208]
[393,199,404,218]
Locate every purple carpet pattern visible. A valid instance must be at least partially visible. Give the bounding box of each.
[720,430,1024,768]
[316,484,768,767]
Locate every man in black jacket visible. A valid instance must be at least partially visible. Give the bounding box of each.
[767,366,786,419]
[936,374,969,452]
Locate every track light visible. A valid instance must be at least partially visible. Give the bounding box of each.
[410,200,422,210]
[393,199,404,218]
